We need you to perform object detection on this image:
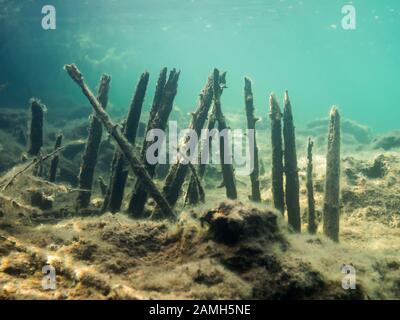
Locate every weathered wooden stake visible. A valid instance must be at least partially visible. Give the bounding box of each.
[76,74,111,209]
[244,77,261,202]
[269,94,285,214]
[283,91,301,231]
[28,99,45,157]
[213,69,237,199]
[48,132,63,183]
[306,137,317,234]
[323,106,341,242]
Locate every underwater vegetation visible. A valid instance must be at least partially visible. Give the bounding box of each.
[1,63,400,300]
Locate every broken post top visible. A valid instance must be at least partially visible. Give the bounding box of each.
[244,77,253,105]
[165,69,180,91]
[98,74,111,105]
[54,132,63,148]
[124,71,150,142]
[149,68,168,118]
[329,106,340,122]
[328,106,340,140]
[244,76,252,90]
[219,71,227,89]
[28,98,45,156]
[212,68,227,97]
[64,64,84,86]
[283,90,293,119]
[30,97,46,110]
[244,77,260,128]
[269,94,282,121]
[158,68,180,115]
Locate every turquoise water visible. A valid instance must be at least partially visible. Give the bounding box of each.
[0,0,399,132]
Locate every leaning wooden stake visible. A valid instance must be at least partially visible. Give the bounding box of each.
[159,71,214,211]
[64,64,174,218]
[269,94,285,214]
[48,132,63,183]
[323,107,341,242]
[127,68,179,217]
[2,146,66,191]
[244,77,261,202]
[185,72,226,199]
[76,74,111,209]
[306,137,317,234]
[104,71,149,213]
[198,104,217,179]
[283,91,301,231]
[28,99,45,157]
[213,69,237,199]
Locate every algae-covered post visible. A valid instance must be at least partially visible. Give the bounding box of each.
[104,71,149,213]
[76,74,111,209]
[244,77,261,202]
[28,98,45,157]
[269,94,285,214]
[64,64,174,218]
[48,132,63,183]
[306,137,317,234]
[283,91,301,231]
[213,69,237,200]
[323,107,341,242]
[160,71,214,212]
[127,68,179,217]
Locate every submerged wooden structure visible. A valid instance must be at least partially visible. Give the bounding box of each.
[2,63,342,242]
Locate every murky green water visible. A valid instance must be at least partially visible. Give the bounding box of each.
[0,0,399,132]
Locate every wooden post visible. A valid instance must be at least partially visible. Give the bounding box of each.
[323,107,341,242]
[269,94,285,214]
[28,99,45,157]
[283,91,301,231]
[76,74,111,209]
[48,132,63,183]
[244,77,261,202]
[213,69,237,199]
[306,137,317,234]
